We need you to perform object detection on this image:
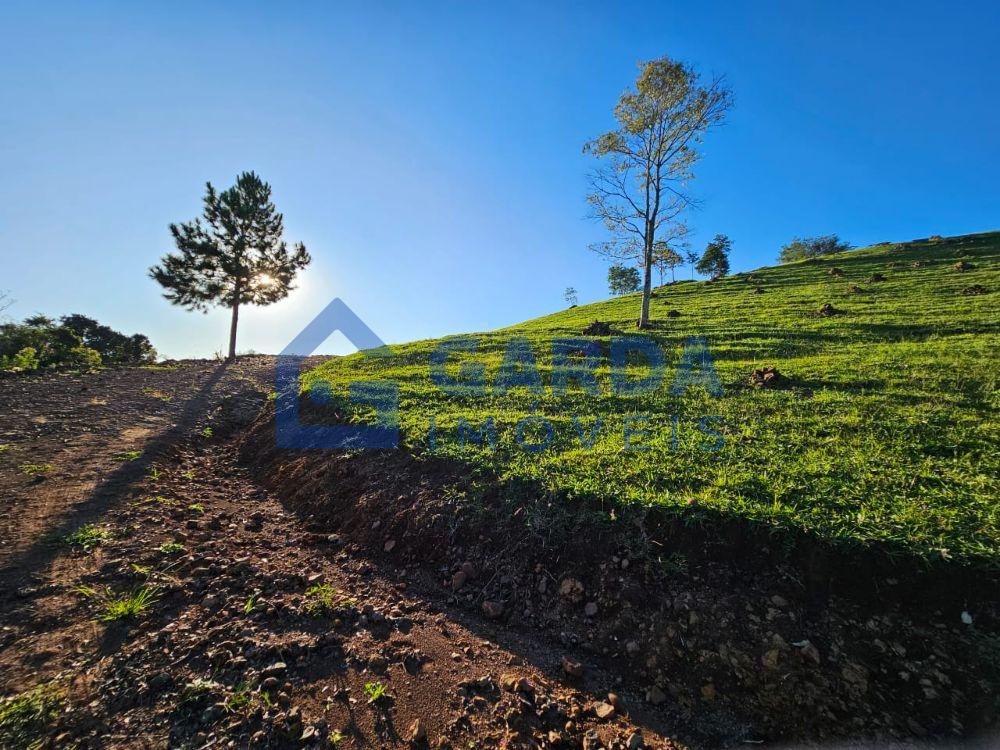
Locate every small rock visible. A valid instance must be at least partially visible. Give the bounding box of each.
[558,578,585,602]
[593,701,615,720]
[263,661,287,677]
[562,656,584,678]
[409,718,427,743]
[645,685,666,705]
[584,601,598,617]
[451,571,467,591]
[384,539,396,553]
[482,600,504,619]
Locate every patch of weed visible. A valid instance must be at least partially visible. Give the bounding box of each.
[77,584,159,622]
[304,583,357,616]
[63,524,110,551]
[142,387,173,403]
[0,683,64,750]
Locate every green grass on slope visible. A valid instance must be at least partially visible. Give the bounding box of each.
[302,232,1000,565]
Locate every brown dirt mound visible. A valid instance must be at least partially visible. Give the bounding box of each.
[665,309,681,318]
[817,303,841,317]
[582,321,616,336]
[827,267,844,277]
[867,273,887,283]
[954,260,975,272]
[748,366,784,388]
[962,284,989,295]
[237,404,1000,747]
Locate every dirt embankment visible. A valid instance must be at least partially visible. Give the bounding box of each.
[1,361,698,750]
[241,403,1000,747]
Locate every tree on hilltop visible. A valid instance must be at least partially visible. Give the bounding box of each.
[585,56,732,328]
[653,240,685,285]
[696,234,732,279]
[778,235,852,263]
[608,263,641,296]
[150,172,311,361]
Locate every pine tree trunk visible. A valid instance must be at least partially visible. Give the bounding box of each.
[227,299,240,362]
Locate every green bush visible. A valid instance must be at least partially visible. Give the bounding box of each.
[65,346,102,371]
[1,346,40,371]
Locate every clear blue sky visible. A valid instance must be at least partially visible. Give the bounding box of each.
[1,1,997,358]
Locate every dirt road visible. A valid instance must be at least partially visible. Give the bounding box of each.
[0,360,688,749]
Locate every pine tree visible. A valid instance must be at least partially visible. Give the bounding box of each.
[150,172,311,361]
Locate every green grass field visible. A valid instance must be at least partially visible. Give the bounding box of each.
[302,232,999,565]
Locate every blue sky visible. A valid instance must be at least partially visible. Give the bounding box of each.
[1,1,997,358]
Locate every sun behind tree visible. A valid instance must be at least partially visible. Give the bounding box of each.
[150,172,311,361]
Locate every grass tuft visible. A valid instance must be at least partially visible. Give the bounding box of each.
[77,584,159,622]
[0,683,64,750]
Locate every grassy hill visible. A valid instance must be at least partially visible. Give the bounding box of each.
[302,232,999,566]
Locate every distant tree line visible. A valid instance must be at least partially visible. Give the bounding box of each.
[0,314,156,372]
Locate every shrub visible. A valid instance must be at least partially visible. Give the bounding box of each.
[65,346,102,371]
[0,346,39,371]
[778,235,853,263]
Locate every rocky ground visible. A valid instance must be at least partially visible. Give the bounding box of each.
[0,359,698,749]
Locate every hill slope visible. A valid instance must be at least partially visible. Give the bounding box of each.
[303,232,999,565]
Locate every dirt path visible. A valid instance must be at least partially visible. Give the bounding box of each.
[0,361,689,749]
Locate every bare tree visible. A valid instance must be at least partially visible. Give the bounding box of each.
[585,56,732,328]
[684,248,700,280]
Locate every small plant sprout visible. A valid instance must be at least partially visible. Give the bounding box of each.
[141,495,176,507]
[114,450,142,462]
[328,730,347,746]
[77,584,159,622]
[244,593,260,614]
[181,469,196,480]
[200,426,213,438]
[63,524,110,551]
[19,463,52,477]
[363,681,388,704]
[304,583,357,616]
[0,444,9,453]
[180,678,221,708]
[147,465,162,482]
[224,682,252,713]
[158,541,185,555]
[142,387,173,403]
[188,503,205,513]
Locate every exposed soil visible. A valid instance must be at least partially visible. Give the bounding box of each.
[0,360,701,749]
